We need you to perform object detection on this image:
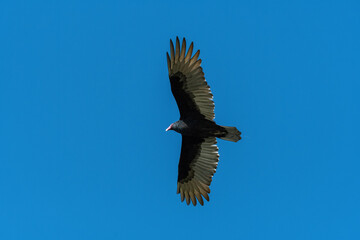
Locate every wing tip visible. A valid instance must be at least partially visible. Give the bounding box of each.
[177,181,212,206]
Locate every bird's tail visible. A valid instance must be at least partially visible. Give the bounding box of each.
[219,126,241,142]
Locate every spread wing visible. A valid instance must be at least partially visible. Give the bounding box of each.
[177,136,219,206]
[167,37,215,121]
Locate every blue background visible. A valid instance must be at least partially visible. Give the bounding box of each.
[1,0,359,239]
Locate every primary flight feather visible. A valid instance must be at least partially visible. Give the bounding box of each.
[166,37,241,206]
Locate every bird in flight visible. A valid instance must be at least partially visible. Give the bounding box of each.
[166,37,241,206]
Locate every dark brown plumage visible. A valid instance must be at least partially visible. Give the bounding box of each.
[166,37,241,206]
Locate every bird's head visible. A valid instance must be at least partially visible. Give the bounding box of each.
[166,121,186,133]
[166,121,182,132]
[166,123,174,132]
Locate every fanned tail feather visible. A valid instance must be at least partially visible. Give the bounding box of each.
[220,126,241,142]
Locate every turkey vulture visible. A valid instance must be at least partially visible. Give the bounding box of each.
[166,37,241,206]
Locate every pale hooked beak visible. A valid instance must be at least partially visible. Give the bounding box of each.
[165,124,173,131]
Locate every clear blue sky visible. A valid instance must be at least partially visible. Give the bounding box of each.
[1,0,359,239]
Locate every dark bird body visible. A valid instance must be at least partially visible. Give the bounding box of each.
[169,118,227,139]
[166,37,241,206]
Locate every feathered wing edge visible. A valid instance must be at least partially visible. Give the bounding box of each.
[167,38,199,75]
[167,37,215,121]
[177,137,219,206]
